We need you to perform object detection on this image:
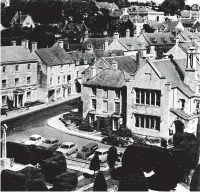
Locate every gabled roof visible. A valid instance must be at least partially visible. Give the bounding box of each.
[103,56,139,75]
[36,47,73,66]
[179,42,200,53]
[1,46,37,64]
[141,32,176,46]
[95,2,119,10]
[63,23,87,32]
[94,49,124,58]
[118,37,146,51]
[109,10,123,17]
[84,69,130,88]
[181,18,197,27]
[181,10,199,18]
[147,20,162,30]
[153,58,194,97]
[177,30,200,42]
[83,38,114,50]
[170,108,200,120]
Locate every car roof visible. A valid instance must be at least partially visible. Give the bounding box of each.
[30,134,42,138]
[83,142,98,148]
[45,138,58,142]
[96,148,108,153]
[62,142,74,145]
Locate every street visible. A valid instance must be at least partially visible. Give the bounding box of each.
[4,98,125,153]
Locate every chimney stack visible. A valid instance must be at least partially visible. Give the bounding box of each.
[104,40,109,51]
[11,40,16,46]
[126,29,130,38]
[25,40,29,49]
[130,43,134,51]
[91,65,96,78]
[113,32,119,40]
[175,38,179,45]
[58,40,64,49]
[31,42,37,52]
[21,39,26,47]
[111,60,118,69]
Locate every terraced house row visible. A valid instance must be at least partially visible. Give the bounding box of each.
[1,40,92,108]
[81,45,200,140]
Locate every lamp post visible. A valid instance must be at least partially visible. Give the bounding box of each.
[1,124,8,158]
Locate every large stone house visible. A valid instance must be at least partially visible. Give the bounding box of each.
[35,45,77,102]
[82,47,200,140]
[1,43,38,109]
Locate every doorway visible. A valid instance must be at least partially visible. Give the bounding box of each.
[48,90,55,101]
[174,120,184,133]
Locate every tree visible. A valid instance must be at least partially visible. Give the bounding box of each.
[107,146,118,169]
[190,164,200,191]
[161,0,186,15]
[93,171,107,191]
[89,153,100,175]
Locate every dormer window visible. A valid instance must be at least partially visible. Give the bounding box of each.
[170,37,175,42]
[161,38,167,43]
[87,44,92,49]
[150,38,157,44]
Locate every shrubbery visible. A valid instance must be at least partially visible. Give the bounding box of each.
[190,164,200,191]
[93,171,107,191]
[40,155,67,182]
[1,166,47,191]
[51,172,78,191]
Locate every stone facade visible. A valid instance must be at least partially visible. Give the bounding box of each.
[1,46,38,109]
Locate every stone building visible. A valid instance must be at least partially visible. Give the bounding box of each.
[35,42,77,102]
[1,43,38,108]
[82,46,200,139]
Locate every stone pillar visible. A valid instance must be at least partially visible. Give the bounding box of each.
[2,124,8,158]
[54,89,57,101]
[61,87,64,99]
[16,95,19,108]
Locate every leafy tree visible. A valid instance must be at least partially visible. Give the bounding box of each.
[107,146,118,169]
[89,153,100,175]
[93,171,107,191]
[161,0,186,15]
[190,164,200,191]
[117,125,132,137]
[143,24,155,33]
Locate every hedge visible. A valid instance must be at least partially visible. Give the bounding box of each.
[6,141,36,165]
[40,155,67,182]
[1,166,47,191]
[190,164,200,191]
[173,133,197,147]
[51,172,78,191]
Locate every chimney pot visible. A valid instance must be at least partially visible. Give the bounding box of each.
[113,32,119,39]
[25,40,29,49]
[21,39,26,47]
[31,41,37,52]
[126,28,130,38]
[91,65,96,78]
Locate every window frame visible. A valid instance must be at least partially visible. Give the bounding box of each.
[2,66,6,73]
[15,78,19,87]
[2,80,7,88]
[103,100,108,112]
[92,99,97,110]
[115,102,120,113]
[27,76,31,84]
[15,65,19,72]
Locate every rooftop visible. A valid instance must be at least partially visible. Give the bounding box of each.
[1,46,37,64]
[36,47,74,66]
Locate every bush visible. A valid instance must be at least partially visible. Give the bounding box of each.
[173,133,197,147]
[51,172,78,191]
[117,126,132,138]
[190,164,200,191]
[1,166,47,191]
[89,153,100,175]
[40,155,67,182]
[7,141,36,164]
[107,146,118,169]
[93,171,107,191]
[1,169,27,191]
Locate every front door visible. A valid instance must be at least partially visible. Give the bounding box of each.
[174,120,184,133]
[18,94,23,107]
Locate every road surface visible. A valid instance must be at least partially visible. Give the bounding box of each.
[5,98,125,153]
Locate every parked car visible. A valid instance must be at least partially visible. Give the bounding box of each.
[102,136,129,147]
[38,138,62,151]
[76,142,98,160]
[88,148,109,163]
[56,142,79,156]
[23,134,45,146]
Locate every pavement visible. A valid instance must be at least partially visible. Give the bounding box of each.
[47,112,104,142]
[1,93,81,123]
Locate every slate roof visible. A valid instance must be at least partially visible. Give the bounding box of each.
[177,30,200,42]
[179,42,200,53]
[161,21,181,32]
[142,32,176,46]
[118,37,146,51]
[84,69,130,88]
[36,47,74,66]
[103,56,139,75]
[1,46,37,64]
[83,38,114,50]
[95,2,119,10]
[67,51,95,65]
[147,20,162,30]
[94,49,124,58]
[153,59,194,97]
[181,18,197,27]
